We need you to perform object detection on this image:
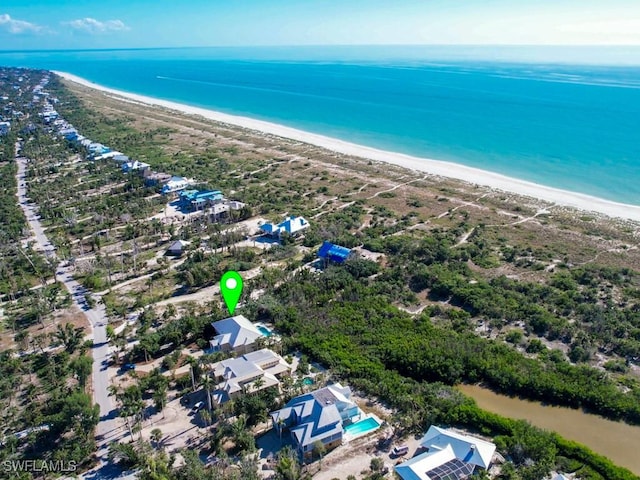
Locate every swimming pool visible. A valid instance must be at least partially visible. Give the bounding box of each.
[302,377,314,385]
[344,416,381,436]
[257,325,273,337]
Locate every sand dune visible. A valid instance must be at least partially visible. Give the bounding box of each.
[54,71,640,222]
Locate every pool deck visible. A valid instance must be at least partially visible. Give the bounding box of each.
[343,413,383,442]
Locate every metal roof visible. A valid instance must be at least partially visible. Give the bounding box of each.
[318,241,351,263]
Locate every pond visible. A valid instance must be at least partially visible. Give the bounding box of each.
[458,384,640,475]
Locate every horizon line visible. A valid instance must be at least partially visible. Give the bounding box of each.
[2,43,640,53]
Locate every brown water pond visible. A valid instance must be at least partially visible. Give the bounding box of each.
[458,384,640,475]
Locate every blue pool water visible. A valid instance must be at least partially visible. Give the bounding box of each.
[257,325,273,337]
[302,377,314,385]
[3,46,640,203]
[344,417,381,436]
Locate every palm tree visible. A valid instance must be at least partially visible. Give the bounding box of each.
[204,376,216,413]
[200,409,212,427]
[275,446,301,480]
[53,323,85,353]
[31,333,48,354]
[252,376,265,393]
[150,428,163,450]
[277,417,286,444]
[120,398,145,441]
[14,331,29,354]
[153,387,167,418]
[312,441,326,469]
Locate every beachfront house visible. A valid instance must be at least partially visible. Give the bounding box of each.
[394,426,496,480]
[112,154,130,164]
[210,315,266,354]
[143,170,172,187]
[317,241,354,265]
[88,142,110,155]
[94,151,124,161]
[208,348,291,405]
[260,215,310,239]
[162,176,192,195]
[178,189,224,211]
[122,160,150,173]
[270,383,360,459]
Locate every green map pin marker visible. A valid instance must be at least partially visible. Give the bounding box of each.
[220,271,243,315]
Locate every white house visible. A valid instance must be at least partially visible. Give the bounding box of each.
[122,160,150,173]
[209,349,291,404]
[94,151,123,161]
[260,215,310,238]
[395,426,496,480]
[161,176,193,194]
[210,315,266,354]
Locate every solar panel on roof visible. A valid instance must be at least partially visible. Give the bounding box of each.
[425,459,475,480]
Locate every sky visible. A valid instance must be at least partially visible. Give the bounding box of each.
[1,0,640,51]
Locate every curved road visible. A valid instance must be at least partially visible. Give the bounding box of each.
[15,154,121,476]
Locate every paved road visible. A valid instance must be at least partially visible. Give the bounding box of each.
[15,154,122,476]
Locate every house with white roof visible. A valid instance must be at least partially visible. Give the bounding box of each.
[161,176,193,195]
[0,121,10,136]
[210,315,265,354]
[94,151,124,161]
[260,215,310,238]
[122,160,150,173]
[209,348,291,405]
[395,426,496,480]
[270,383,360,459]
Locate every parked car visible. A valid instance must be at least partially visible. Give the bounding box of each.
[192,401,205,413]
[123,363,136,371]
[392,445,409,457]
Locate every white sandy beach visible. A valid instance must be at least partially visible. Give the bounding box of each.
[54,71,640,222]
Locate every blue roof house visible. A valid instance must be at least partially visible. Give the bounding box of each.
[317,241,353,265]
[270,383,360,459]
[395,426,496,480]
[0,121,10,136]
[179,189,224,211]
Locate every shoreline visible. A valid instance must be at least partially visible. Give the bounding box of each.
[54,70,640,222]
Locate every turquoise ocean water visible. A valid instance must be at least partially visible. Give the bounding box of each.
[2,46,640,204]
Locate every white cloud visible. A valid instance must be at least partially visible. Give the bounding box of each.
[0,13,43,34]
[64,18,130,34]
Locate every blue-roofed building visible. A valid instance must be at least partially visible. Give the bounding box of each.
[178,189,224,210]
[317,241,353,265]
[394,426,496,480]
[88,143,110,155]
[0,121,10,136]
[270,383,360,459]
